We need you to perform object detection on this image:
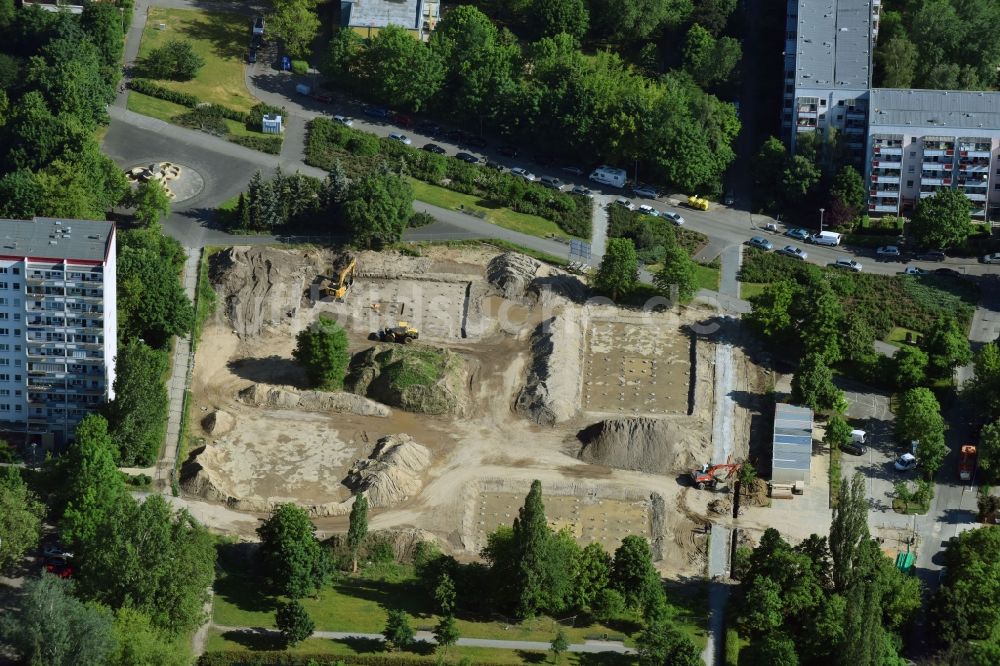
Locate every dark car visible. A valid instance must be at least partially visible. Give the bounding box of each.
[840,440,866,456]
[455,152,480,164]
[466,136,488,148]
[415,120,439,135]
[532,154,555,166]
[250,33,261,49]
[247,48,257,64]
[45,556,74,579]
[445,129,467,142]
[422,143,446,154]
[364,106,390,119]
[484,161,504,171]
[917,250,946,262]
[934,267,962,277]
[392,112,413,128]
[498,144,519,157]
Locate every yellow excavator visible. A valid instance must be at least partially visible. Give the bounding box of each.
[320,255,356,301]
[378,321,419,343]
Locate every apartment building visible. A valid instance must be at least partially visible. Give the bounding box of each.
[867,89,1000,220]
[0,217,117,449]
[782,0,876,161]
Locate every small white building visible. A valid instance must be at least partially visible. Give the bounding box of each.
[772,403,814,485]
[262,114,283,135]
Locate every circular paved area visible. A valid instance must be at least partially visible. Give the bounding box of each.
[126,162,205,203]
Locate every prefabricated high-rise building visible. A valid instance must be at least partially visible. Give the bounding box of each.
[0,217,117,449]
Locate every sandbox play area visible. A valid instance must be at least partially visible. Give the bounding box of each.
[182,244,762,577]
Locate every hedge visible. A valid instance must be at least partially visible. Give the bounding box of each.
[198,652,512,666]
[229,134,283,155]
[305,118,592,238]
[291,60,308,75]
[130,78,198,107]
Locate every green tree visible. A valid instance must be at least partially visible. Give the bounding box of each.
[740,575,784,635]
[513,479,551,618]
[800,283,844,363]
[433,613,459,655]
[357,25,445,112]
[893,344,929,389]
[257,503,330,598]
[682,23,741,87]
[829,473,869,592]
[276,600,315,647]
[292,314,350,390]
[81,1,125,73]
[978,418,1000,482]
[895,387,947,476]
[934,525,1000,645]
[109,607,188,666]
[105,339,170,466]
[791,354,845,413]
[744,633,799,665]
[611,535,661,614]
[126,180,171,228]
[270,0,321,58]
[0,466,45,573]
[550,628,568,664]
[324,159,350,207]
[343,172,414,248]
[830,165,866,211]
[434,572,456,615]
[893,480,914,512]
[530,0,589,41]
[75,494,216,635]
[691,0,737,35]
[965,342,1000,424]
[0,169,44,218]
[117,231,195,347]
[347,492,369,573]
[746,280,796,342]
[574,541,611,609]
[781,155,821,205]
[877,36,918,87]
[61,414,128,546]
[322,29,364,83]
[910,187,973,249]
[589,0,693,41]
[753,136,789,210]
[923,314,972,377]
[823,414,853,454]
[636,620,700,666]
[383,609,414,651]
[27,37,114,130]
[594,237,639,300]
[591,587,626,622]
[653,243,697,302]
[0,574,116,666]
[144,39,204,81]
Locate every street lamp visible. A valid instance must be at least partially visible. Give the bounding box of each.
[819,207,825,234]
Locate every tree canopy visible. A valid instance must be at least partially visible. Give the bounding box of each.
[257,503,330,598]
[910,188,973,249]
[292,315,350,390]
[342,171,414,248]
[594,237,639,300]
[0,466,44,573]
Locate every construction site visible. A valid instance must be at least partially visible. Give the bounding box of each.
[181,244,768,578]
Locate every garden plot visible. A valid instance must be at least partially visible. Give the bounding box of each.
[583,319,692,415]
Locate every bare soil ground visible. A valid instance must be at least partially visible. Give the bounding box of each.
[185,245,767,578]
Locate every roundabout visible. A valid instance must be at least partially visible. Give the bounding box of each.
[124,161,205,204]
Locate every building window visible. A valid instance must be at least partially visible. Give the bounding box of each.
[11,268,17,275]
[910,152,916,157]
[908,166,915,173]
[0,404,9,412]
[907,180,914,187]
[15,405,21,412]
[820,100,827,106]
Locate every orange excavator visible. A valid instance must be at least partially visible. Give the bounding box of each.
[690,462,740,491]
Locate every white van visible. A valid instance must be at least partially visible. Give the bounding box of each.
[809,231,842,246]
[589,165,627,188]
[850,429,866,444]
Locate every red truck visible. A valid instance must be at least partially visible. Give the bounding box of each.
[959,445,977,482]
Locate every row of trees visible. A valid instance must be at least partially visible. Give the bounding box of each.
[323,6,740,193]
[594,232,699,303]
[734,474,921,664]
[963,341,1000,482]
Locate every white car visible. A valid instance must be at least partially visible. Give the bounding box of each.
[638,204,658,217]
[388,132,412,145]
[894,453,918,472]
[877,245,901,260]
[831,258,862,272]
[333,115,353,126]
[982,253,1000,264]
[902,266,925,276]
[778,245,807,260]
[613,197,636,211]
[510,167,537,181]
[660,211,685,226]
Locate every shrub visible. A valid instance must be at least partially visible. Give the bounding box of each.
[129,78,199,107]
[291,59,309,75]
[176,107,228,136]
[143,39,204,81]
[408,211,434,227]
[228,135,283,155]
[197,653,512,665]
[347,133,381,156]
[247,102,286,132]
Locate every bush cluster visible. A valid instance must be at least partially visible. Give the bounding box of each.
[129,78,199,107]
[306,118,591,238]
[229,135,283,155]
[198,653,511,666]
[607,206,708,264]
[290,59,308,75]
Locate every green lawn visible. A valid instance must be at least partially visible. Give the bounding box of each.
[692,264,721,292]
[409,179,581,240]
[137,7,257,112]
[884,326,921,348]
[892,498,931,515]
[127,90,189,121]
[739,282,768,300]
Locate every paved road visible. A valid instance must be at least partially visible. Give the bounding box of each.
[212,625,635,654]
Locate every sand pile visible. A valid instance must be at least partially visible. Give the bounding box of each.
[577,417,709,474]
[515,315,583,425]
[202,409,234,435]
[344,434,431,508]
[237,383,390,417]
[346,344,467,415]
[211,246,325,339]
[486,252,540,301]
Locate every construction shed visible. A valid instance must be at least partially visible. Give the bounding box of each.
[772,403,813,485]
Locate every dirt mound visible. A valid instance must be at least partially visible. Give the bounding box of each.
[344,434,431,508]
[577,417,709,474]
[515,315,583,425]
[486,252,540,301]
[237,383,390,417]
[345,343,467,415]
[202,410,234,435]
[212,246,326,339]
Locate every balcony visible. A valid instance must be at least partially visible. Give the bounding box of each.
[959,149,992,159]
[964,192,988,202]
[872,189,901,198]
[872,160,902,170]
[923,149,953,157]
[959,164,990,173]
[872,175,900,184]
[922,162,950,171]
[869,203,900,213]
[874,146,902,156]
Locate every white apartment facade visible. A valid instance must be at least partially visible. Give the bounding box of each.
[0,217,117,449]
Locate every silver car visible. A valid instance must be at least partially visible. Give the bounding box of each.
[388,132,412,145]
[660,211,685,226]
[746,236,773,251]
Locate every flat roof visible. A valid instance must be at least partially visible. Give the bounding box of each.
[773,403,813,471]
[0,217,114,262]
[793,0,872,90]
[870,88,1000,131]
[341,0,423,30]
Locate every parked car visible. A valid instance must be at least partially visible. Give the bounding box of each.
[484,161,504,171]
[660,211,685,226]
[311,91,332,104]
[465,136,487,148]
[830,258,862,272]
[391,113,413,128]
[746,236,773,251]
[510,167,536,181]
[916,250,946,262]
[571,185,594,197]
[561,166,584,176]
[614,197,636,211]
[540,176,564,190]
[43,544,74,559]
[637,204,658,216]
[894,453,918,472]
[333,115,353,127]
[247,48,257,64]
[840,440,866,456]
[723,190,735,205]
[982,252,1000,264]
[45,556,73,578]
[388,132,412,145]
[364,106,390,119]
[415,120,439,134]
[778,245,807,260]
[498,144,519,157]
[422,143,446,154]
[455,152,480,163]
[877,245,902,260]
[934,267,961,277]
[902,266,925,276]
[632,183,659,199]
[444,129,467,142]
[531,154,555,166]
[785,228,810,241]
[253,14,265,35]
